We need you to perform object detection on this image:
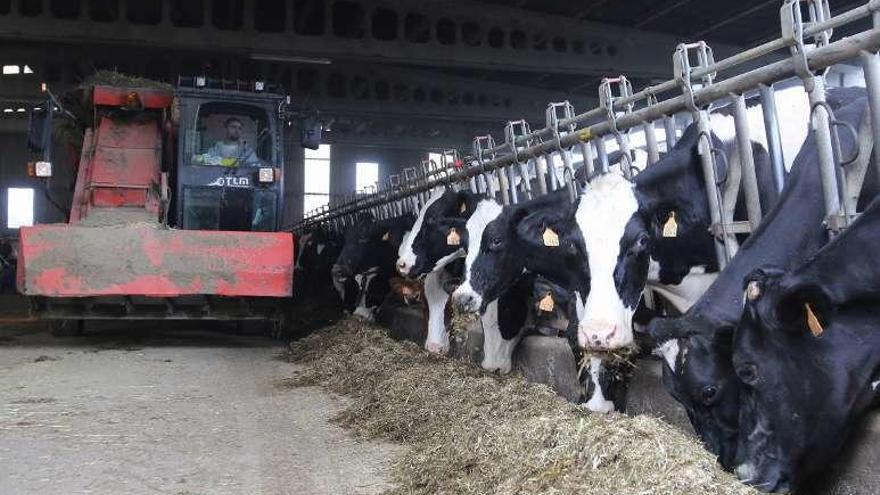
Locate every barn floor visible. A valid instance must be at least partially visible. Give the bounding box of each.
[0,320,400,495]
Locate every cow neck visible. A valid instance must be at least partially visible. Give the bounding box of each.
[783,197,880,306]
[690,97,869,325]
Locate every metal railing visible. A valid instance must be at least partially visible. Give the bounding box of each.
[293,0,880,269]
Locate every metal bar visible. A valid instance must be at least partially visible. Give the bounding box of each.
[663,115,678,150]
[759,84,787,192]
[732,93,763,227]
[579,141,594,175]
[595,137,610,172]
[293,24,880,230]
[643,120,661,164]
[860,49,880,181]
[807,77,842,230]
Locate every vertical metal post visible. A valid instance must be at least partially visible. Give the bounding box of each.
[808,78,842,226]
[860,49,880,181]
[595,137,610,172]
[548,155,560,190]
[732,94,763,227]
[759,84,787,192]
[643,120,660,165]
[506,165,519,204]
[579,141,594,176]
[535,155,549,195]
[663,114,678,150]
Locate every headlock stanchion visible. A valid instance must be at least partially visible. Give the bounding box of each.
[291,1,880,238]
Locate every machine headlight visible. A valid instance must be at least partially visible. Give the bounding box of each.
[254,81,265,92]
[195,76,206,87]
[258,167,275,183]
[35,161,52,177]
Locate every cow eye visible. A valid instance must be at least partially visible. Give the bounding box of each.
[737,363,758,384]
[701,385,719,404]
[488,237,503,251]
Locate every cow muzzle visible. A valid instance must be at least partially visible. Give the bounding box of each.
[452,284,482,313]
[578,319,625,350]
[396,259,411,277]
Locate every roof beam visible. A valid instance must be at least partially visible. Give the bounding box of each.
[0,0,746,79]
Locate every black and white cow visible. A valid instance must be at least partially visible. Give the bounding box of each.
[294,226,346,304]
[733,196,880,492]
[572,121,781,352]
[395,186,483,354]
[649,91,874,471]
[332,213,414,320]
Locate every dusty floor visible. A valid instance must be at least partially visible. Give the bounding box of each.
[0,320,401,495]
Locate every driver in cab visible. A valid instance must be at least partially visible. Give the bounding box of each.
[198,117,261,167]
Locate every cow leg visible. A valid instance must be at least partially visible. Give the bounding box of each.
[478,300,519,374]
[423,270,451,355]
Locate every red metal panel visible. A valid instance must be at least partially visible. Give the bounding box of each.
[90,117,161,187]
[93,86,174,109]
[18,226,294,298]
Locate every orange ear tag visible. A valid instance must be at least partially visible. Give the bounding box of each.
[662,211,678,238]
[538,293,555,312]
[446,228,461,246]
[805,303,824,336]
[542,227,559,247]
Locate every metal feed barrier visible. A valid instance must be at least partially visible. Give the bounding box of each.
[293,0,880,270]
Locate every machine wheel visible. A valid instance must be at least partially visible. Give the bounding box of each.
[48,319,85,337]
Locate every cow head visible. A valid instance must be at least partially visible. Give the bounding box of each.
[396,187,481,278]
[573,126,719,351]
[573,172,649,350]
[454,192,583,314]
[648,315,740,471]
[732,267,879,492]
[451,199,504,313]
[334,214,400,277]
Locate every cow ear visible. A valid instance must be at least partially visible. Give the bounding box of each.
[382,231,391,242]
[646,316,695,345]
[775,283,832,337]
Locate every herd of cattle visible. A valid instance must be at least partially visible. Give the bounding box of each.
[294,87,879,493]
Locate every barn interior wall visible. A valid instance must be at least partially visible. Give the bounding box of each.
[326,144,425,208]
[0,130,73,240]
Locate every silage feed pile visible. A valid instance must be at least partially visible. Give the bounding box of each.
[287,317,756,495]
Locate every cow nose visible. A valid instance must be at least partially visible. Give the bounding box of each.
[396,259,410,276]
[454,291,477,313]
[578,319,620,350]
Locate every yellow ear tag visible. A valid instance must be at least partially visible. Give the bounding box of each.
[662,211,678,238]
[542,227,560,247]
[805,303,824,336]
[538,292,555,312]
[382,231,391,242]
[446,228,461,246]
[460,202,467,214]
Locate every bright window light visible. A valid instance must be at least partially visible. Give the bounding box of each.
[2,65,20,75]
[304,145,331,213]
[427,152,454,178]
[355,162,379,193]
[23,65,33,74]
[7,187,34,229]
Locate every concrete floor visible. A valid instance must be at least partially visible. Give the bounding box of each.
[0,321,400,495]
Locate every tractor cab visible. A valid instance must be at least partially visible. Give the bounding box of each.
[174,78,287,233]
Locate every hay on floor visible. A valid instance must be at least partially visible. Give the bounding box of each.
[287,317,756,495]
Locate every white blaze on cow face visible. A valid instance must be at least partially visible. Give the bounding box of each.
[352,272,378,321]
[423,269,450,355]
[479,299,519,374]
[452,199,503,313]
[575,173,640,350]
[397,186,445,276]
[584,357,615,414]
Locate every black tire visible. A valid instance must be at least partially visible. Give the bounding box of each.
[48,319,85,337]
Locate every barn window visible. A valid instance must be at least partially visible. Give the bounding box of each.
[2,65,20,75]
[7,187,34,229]
[427,151,453,178]
[303,144,331,214]
[355,162,378,194]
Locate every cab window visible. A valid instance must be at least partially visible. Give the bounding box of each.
[190,102,272,167]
